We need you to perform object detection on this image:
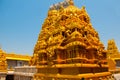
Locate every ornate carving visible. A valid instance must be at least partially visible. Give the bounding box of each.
[31,0,107,66]
[30,1,113,79]
[0,48,7,72]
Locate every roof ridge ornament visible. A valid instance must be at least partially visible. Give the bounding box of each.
[50,0,69,10]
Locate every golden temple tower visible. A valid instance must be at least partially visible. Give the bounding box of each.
[30,0,112,79]
[107,39,120,71]
[107,39,119,58]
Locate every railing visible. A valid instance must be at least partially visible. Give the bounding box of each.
[14,66,37,80]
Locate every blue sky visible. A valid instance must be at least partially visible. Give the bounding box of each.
[0,0,120,55]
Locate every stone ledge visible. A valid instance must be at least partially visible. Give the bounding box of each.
[14,72,34,77]
[36,63,108,68]
[34,72,111,79]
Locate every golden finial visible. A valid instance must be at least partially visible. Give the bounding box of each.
[69,0,74,5]
[82,6,86,9]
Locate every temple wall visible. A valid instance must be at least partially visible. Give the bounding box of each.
[7,60,17,69]
[7,60,29,69]
[14,66,37,80]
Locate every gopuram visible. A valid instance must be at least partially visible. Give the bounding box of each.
[107,39,120,71]
[107,39,119,58]
[29,0,114,80]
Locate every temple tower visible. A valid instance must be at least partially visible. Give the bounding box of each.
[107,39,119,58]
[107,39,120,70]
[30,0,112,79]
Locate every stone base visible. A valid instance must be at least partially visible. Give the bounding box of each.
[0,72,7,80]
[34,72,113,80]
[34,63,113,80]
